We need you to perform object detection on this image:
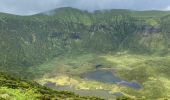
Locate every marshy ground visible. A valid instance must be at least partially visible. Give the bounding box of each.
[28,51,170,100]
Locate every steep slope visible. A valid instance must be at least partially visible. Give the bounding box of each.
[0,8,170,76]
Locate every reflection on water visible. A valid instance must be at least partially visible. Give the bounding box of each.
[117,81,141,89]
[44,69,141,99]
[44,82,116,99]
[112,92,123,96]
[84,70,121,83]
[84,69,141,89]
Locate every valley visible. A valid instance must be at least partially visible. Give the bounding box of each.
[32,52,170,99]
[0,7,170,99]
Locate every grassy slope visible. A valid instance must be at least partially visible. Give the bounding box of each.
[1,7,170,73]
[0,72,103,100]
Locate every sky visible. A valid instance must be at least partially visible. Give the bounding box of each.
[0,0,170,15]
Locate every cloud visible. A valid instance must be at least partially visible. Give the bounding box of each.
[0,0,170,15]
[164,6,170,11]
[0,0,66,15]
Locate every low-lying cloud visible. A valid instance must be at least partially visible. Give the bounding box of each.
[0,0,170,15]
[164,6,170,11]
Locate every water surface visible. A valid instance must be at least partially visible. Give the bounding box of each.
[84,69,141,89]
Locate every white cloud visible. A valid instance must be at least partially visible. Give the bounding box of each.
[0,0,169,15]
[163,6,170,11]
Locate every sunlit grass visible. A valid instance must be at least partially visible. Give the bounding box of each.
[0,87,38,100]
[30,52,170,99]
[38,75,119,91]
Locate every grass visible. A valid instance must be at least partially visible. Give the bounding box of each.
[0,87,38,100]
[38,75,118,91]
[1,51,170,99]
[0,72,103,100]
[28,53,104,78]
[29,52,170,99]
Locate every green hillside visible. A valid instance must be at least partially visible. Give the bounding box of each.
[0,72,103,100]
[0,7,170,72]
[0,7,170,99]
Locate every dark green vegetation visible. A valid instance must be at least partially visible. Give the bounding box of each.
[0,7,170,99]
[0,72,103,100]
[0,8,170,74]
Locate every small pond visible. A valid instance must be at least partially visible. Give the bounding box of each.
[83,69,141,89]
[44,69,141,99]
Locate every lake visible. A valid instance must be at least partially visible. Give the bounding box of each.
[83,69,141,89]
